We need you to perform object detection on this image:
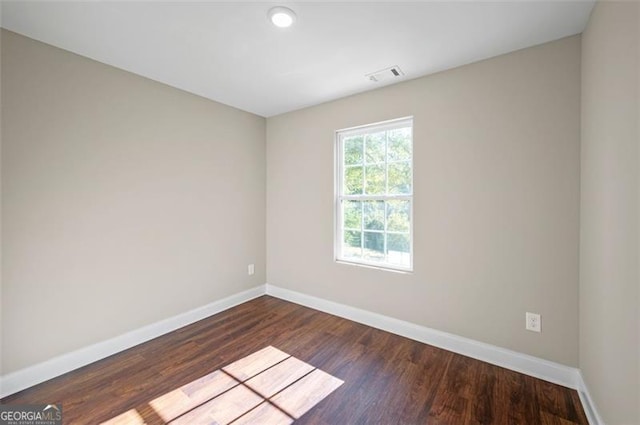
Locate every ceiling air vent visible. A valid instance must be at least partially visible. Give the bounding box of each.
[366,66,404,82]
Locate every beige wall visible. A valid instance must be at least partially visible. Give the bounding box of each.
[580,2,639,424]
[0,30,266,374]
[267,36,581,366]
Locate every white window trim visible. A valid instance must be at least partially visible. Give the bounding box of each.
[334,116,414,273]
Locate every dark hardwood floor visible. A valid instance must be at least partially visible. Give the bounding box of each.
[2,296,588,424]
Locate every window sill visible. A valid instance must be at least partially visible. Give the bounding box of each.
[335,259,413,274]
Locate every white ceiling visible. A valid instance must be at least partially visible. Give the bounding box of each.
[1,1,595,117]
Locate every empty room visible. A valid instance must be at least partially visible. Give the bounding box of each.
[0,1,638,424]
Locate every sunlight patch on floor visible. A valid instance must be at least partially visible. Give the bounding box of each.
[100,346,343,425]
[101,409,146,425]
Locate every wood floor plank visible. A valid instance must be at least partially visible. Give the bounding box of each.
[570,387,590,425]
[1,296,588,425]
[428,354,477,424]
[244,356,315,399]
[149,369,238,422]
[231,401,293,425]
[270,369,343,419]
[170,384,263,425]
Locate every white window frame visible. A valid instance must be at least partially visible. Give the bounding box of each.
[334,116,414,272]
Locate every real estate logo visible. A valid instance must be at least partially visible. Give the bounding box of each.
[0,404,62,425]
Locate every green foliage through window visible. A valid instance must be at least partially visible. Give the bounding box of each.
[337,118,413,270]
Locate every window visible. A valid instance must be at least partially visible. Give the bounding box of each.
[335,117,413,271]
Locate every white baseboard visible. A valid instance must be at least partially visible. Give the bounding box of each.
[265,283,581,390]
[2,282,600,425]
[0,285,266,398]
[576,370,604,425]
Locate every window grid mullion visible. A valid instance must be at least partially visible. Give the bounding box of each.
[384,131,389,262]
[361,134,366,257]
[386,230,410,235]
[384,201,388,262]
[357,229,386,234]
[385,130,389,195]
[363,134,367,196]
[360,200,364,257]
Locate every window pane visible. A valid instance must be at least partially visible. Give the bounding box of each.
[343,231,362,258]
[387,200,410,232]
[365,165,385,195]
[363,201,385,230]
[387,233,410,266]
[344,136,363,165]
[388,162,411,194]
[388,128,412,161]
[343,201,362,230]
[344,166,363,195]
[363,231,384,261]
[365,132,385,164]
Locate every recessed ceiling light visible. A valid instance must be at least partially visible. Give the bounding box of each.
[268,6,296,28]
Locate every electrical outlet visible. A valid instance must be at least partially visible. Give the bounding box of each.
[248,264,255,276]
[526,312,541,332]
